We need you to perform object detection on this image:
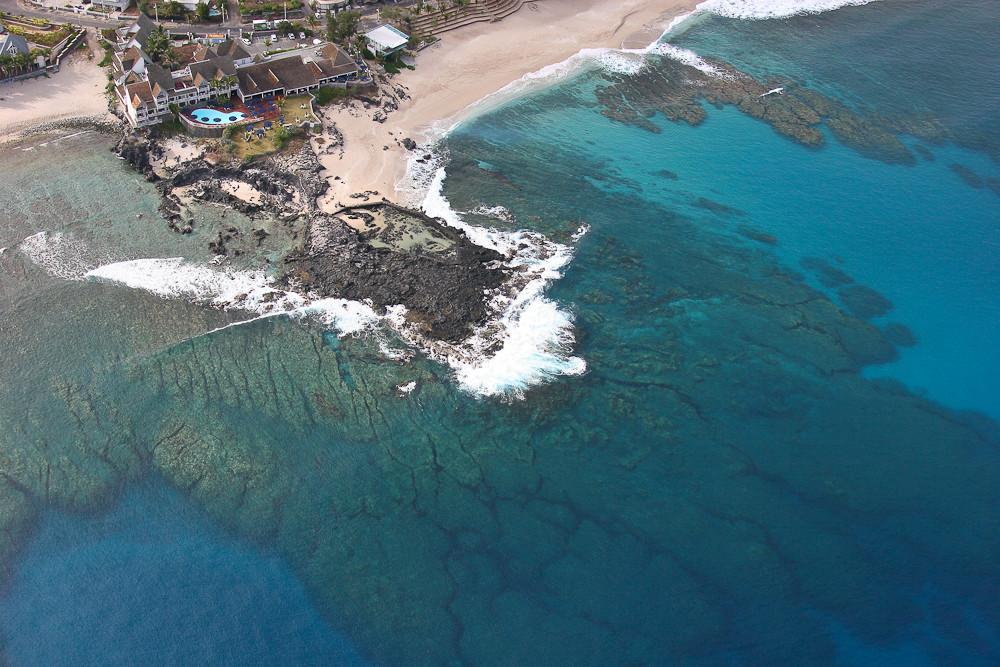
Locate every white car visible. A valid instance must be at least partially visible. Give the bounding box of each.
[241,37,252,46]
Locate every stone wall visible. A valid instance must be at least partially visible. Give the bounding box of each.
[179,114,228,138]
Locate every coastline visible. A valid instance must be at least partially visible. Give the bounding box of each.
[315,0,701,210]
[1,1,698,188]
[0,30,115,143]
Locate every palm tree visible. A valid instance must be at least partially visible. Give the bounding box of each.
[145,24,170,63]
[14,51,33,74]
[222,73,237,93]
[162,46,182,70]
[209,75,222,100]
[0,54,13,78]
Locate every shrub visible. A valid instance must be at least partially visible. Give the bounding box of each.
[313,86,347,106]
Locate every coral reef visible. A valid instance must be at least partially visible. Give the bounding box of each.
[593,53,935,165]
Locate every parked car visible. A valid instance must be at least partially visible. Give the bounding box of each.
[242,37,252,45]
[299,32,306,40]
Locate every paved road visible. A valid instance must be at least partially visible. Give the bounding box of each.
[0,0,246,32]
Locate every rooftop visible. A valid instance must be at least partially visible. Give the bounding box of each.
[364,25,408,52]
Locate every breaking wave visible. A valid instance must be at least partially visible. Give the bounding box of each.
[417,168,587,398]
[697,0,882,20]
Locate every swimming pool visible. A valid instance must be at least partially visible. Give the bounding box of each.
[189,108,247,125]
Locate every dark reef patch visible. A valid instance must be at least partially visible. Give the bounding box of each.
[737,226,778,244]
[913,144,935,161]
[695,197,745,216]
[838,284,894,319]
[882,321,918,347]
[948,163,984,189]
[593,54,935,165]
[800,256,854,288]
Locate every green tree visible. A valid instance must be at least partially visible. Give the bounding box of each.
[14,51,33,73]
[165,0,185,18]
[326,9,360,43]
[145,24,170,63]
[162,46,182,69]
[168,102,180,120]
[195,2,210,21]
[273,124,291,148]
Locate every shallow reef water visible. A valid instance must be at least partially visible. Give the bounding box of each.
[0,0,999,664]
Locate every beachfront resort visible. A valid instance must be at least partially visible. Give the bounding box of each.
[111,13,373,129]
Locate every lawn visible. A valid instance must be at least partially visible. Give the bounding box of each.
[230,94,318,160]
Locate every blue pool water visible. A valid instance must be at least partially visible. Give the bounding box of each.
[190,108,247,124]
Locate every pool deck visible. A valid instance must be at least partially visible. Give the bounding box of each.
[184,98,285,129]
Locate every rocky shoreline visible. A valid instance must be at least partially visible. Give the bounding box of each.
[114,127,512,343]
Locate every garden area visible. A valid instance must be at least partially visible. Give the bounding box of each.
[224,94,317,160]
[0,15,72,49]
[238,0,301,17]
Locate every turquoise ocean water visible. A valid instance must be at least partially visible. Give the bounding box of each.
[0,0,998,664]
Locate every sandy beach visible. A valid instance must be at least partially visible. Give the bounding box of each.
[1,1,697,196]
[317,0,700,210]
[0,30,114,142]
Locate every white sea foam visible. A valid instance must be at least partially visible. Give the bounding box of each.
[649,43,732,78]
[291,297,383,337]
[469,204,517,224]
[416,168,587,398]
[85,258,394,340]
[19,231,102,280]
[696,0,882,20]
[86,258,307,313]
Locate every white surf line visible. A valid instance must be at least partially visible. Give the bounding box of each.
[682,0,883,23]
[54,130,93,142]
[166,310,292,348]
[14,130,93,152]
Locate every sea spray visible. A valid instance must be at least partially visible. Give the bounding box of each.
[19,231,111,281]
[419,167,587,397]
[696,0,882,20]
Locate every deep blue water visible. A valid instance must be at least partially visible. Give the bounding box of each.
[0,0,999,665]
[0,478,367,666]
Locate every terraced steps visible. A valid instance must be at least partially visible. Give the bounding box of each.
[401,0,531,38]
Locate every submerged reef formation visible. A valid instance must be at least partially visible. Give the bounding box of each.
[4,124,990,663]
[594,53,948,165]
[2,54,998,666]
[123,212,1000,666]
